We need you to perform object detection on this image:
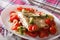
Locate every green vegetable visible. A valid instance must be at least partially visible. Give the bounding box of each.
[29,17,34,24]
[45,14,49,18]
[22,9,29,13]
[18,26,25,35]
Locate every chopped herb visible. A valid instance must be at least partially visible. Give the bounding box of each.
[45,14,49,18]
[31,15,46,19]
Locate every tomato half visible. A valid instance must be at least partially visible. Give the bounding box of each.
[39,31,49,38]
[28,24,39,32]
[11,19,20,30]
[25,31,38,37]
[39,31,46,38]
[50,26,56,34]
[11,25,18,30]
[17,7,23,11]
[25,8,34,12]
[9,14,19,22]
[45,18,51,25]
[10,12,17,17]
[50,20,55,26]
[10,11,16,15]
[13,19,20,26]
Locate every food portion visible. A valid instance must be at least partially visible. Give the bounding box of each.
[9,7,57,38]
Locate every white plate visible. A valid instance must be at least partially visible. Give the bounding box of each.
[1,5,60,40]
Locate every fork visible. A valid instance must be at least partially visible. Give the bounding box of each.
[28,0,60,15]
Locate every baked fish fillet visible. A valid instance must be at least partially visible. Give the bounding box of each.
[17,12,48,29]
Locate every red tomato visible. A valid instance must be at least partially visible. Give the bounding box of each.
[25,31,38,37]
[10,11,16,14]
[43,28,49,33]
[45,32,49,37]
[11,25,18,30]
[50,26,56,34]
[11,19,20,30]
[13,19,20,26]
[39,31,46,38]
[9,15,19,22]
[45,18,51,25]
[10,13,17,17]
[25,8,34,12]
[25,8,30,10]
[43,29,49,37]
[39,31,49,38]
[19,21,22,26]
[28,24,39,32]
[17,7,23,11]
[50,20,55,26]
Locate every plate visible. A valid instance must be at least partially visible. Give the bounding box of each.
[1,5,60,40]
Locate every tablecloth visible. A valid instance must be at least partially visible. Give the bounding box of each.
[0,0,60,40]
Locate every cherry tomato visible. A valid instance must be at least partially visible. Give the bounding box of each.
[11,19,20,30]
[39,31,46,38]
[25,8,34,12]
[19,21,22,26]
[10,11,16,15]
[50,20,55,26]
[25,31,37,37]
[44,32,49,37]
[9,15,19,22]
[50,26,56,34]
[25,8,30,10]
[28,24,39,32]
[13,19,20,26]
[43,29,49,37]
[45,18,51,25]
[10,13,17,17]
[11,25,18,30]
[43,28,49,33]
[39,31,49,38]
[17,7,23,11]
